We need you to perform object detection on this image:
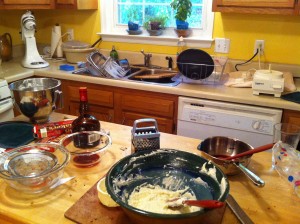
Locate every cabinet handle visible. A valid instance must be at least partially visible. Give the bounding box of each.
[107,114,112,122]
[122,117,126,125]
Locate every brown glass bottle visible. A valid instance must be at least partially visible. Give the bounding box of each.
[72,87,100,148]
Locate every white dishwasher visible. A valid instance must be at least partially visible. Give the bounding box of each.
[177,97,282,147]
[0,79,14,122]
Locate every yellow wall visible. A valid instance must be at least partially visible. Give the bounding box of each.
[0,9,300,65]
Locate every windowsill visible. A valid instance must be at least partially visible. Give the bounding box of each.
[98,31,214,48]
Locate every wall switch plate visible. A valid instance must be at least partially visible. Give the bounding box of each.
[214,38,230,53]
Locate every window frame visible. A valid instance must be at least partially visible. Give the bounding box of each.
[99,0,214,48]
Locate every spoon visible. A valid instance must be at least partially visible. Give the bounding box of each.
[50,176,75,190]
[166,197,224,209]
[223,143,274,160]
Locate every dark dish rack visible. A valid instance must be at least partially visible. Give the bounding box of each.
[178,56,228,85]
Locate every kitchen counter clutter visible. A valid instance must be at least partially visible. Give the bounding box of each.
[1,58,300,112]
[0,113,300,224]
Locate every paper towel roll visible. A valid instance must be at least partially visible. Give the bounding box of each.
[51,24,63,58]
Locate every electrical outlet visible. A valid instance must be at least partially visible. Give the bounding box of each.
[214,38,230,53]
[67,28,74,41]
[254,40,265,55]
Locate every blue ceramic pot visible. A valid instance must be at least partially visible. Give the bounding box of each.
[176,19,189,30]
[128,21,139,31]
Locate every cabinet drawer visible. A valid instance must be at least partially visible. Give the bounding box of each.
[120,95,175,118]
[67,85,113,108]
[69,102,114,122]
[121,111,173,134]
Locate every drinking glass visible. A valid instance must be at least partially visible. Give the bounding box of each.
[272,123,300,197]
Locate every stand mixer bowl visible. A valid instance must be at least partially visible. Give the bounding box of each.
[9,78,63,123]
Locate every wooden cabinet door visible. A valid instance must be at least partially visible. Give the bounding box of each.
[282,110,300,125]
[55,0,97,9]
[215,0,295,7]
[282,109,300,150]
[213,0,297,14]
[2,0,54,9]
[114,90,178,134]
[63,81,114,122]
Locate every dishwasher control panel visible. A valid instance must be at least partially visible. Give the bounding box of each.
[178,97,282,136]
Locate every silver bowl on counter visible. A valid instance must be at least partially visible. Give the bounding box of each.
[9,78,63,123]
[198,136,265,187]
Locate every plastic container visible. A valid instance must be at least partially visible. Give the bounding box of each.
[62,40,94,63]
[63,47,95,64]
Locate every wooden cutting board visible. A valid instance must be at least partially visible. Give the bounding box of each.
[64,182,227,224]
[65,181,132,224]
[134,73,176,79]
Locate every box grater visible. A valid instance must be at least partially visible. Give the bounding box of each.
[131,118,160,153]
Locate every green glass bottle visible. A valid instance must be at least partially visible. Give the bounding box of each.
[110,45,119,61]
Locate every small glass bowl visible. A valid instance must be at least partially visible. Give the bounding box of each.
[97,177,119,207]
[0,143,70,194]
[59,131,112,168]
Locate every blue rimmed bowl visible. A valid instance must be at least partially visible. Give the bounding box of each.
[106,148,230,224]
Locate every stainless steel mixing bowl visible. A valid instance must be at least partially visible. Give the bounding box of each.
[9,78,63,123]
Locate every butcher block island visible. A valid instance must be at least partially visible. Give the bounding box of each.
[0,113,300,224]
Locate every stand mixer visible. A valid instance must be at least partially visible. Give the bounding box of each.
[21,11,49,69]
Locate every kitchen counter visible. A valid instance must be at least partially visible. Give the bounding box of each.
[1,58,300,111]
[0,112,300,224]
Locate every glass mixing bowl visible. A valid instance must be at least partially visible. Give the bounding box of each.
[59,131,112,168]
[0,143,70,194]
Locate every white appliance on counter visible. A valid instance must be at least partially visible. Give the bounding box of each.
[177,97,282,147]
[21,10,49,69]
[252,69,284,97]
[0,79,14,122]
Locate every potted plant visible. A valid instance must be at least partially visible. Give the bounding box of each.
[170,0,192,37]
[127,6,142,35]
[143,15,168,36]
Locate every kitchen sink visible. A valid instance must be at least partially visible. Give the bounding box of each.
[125,68,181,87]
[72,67,181,87]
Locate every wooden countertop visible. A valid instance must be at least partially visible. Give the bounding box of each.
[1,59,300,111]
[0,113,300,224]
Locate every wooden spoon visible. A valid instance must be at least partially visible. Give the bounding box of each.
[223,143,274,160]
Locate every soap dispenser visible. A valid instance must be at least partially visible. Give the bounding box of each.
[110,45,119,61]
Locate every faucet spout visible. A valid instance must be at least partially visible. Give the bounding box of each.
[166,56,173,70]
[140,49,152,67]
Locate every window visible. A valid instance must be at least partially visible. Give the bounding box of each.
[100,0,214,48]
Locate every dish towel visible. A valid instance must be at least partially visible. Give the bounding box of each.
[0,122,34,149]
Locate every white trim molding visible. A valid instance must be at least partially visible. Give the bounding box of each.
[100,0,215,48]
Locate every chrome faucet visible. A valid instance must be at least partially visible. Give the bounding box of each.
[140,49,152,67]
